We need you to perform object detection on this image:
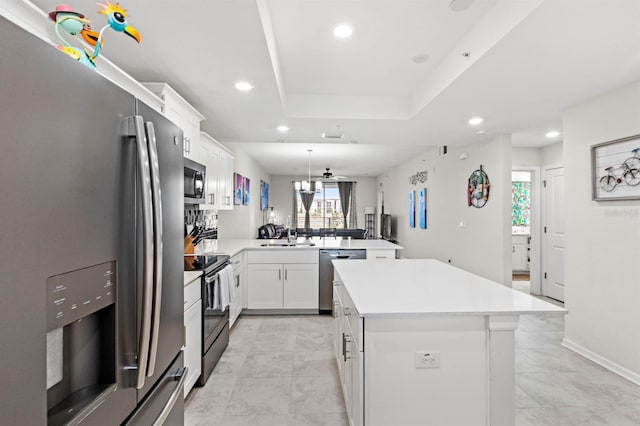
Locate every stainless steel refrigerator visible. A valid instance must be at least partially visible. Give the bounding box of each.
[0,17,186,425]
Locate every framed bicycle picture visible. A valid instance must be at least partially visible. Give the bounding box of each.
[591,134,640,201]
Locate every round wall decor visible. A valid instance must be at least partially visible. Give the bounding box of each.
[467,165,490,208]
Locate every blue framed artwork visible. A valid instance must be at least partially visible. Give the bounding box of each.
[243,177,250,205]
[408,190,415,228]
[234,173,243,205]
[260,180,269,211]
[419,188,427,229]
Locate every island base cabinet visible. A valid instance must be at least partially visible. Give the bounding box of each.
[361,315,519,426]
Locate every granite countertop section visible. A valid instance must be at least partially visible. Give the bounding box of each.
[333,259,567,317]
[184,271,202,286]
[190,238,403,257]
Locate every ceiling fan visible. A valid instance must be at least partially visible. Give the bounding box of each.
[320,168,347,180]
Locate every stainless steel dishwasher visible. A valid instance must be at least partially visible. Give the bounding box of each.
[319,249,366,313]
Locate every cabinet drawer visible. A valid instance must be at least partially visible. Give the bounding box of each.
[231,253,243,272]
[184,279,201,311]
[366,249,395,260]
[341,287,363,352]
[247,249,318,264]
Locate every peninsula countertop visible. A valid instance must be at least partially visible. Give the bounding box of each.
[333,258,566,317]
[188,238,403,258]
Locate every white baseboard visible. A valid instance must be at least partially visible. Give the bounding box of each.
[562,338,640,386]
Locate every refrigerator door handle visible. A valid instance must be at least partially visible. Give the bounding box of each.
[127,115,154,390]
[145,121,163,378]
[152,367,187,426]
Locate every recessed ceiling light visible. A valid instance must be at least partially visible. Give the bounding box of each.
[412,53,430,64]
[277,125,289,132]
[546,130,560,138]
[333,24,353,39]
[468,117,484,126]
[449,0,474,12]
[477,130,486,135]
[234,81,254,91]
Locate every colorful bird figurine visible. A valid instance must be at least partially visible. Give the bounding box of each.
[48,4,96,68]
[90,1,141,59]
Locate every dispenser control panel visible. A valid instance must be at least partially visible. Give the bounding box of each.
[46,261,116,331]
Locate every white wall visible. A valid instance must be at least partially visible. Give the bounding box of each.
[217,144,271,239]
[542,142,563,166]
[512,147,542,167]
[563,81,640,378]
[377,136,512,285]
[267,175,377,228]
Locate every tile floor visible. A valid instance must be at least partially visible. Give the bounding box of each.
[185,312,640,426]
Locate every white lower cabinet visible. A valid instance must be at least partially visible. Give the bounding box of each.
[229,252,245,327]
[247,263,319,309]
[183,279,202,397]
[246,250,319,310]
[334,278,363,426]
[365,249,395,260]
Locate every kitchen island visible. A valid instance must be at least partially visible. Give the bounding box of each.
[332,258,566,426]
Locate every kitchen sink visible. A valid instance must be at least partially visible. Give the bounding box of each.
[259,241,316,247]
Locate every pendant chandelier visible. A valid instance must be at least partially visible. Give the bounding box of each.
[294,149,322,193]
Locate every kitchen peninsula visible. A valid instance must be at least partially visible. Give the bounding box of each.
[185,237,402,320]
[191,237,402,258]
[332,258,566,426]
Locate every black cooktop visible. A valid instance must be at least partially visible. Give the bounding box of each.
[184,254,230,274]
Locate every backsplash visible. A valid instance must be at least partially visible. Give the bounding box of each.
[185,207,218,231]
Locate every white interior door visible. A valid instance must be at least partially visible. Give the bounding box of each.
[543,167,565,302]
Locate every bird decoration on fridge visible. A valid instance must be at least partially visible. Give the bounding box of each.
[90,1,141,59]
[47,2,140,69]
[48,4,97,68]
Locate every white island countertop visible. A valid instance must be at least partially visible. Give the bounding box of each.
[190,238,402,258]
[333,258,566,317]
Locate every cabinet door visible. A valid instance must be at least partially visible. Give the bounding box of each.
[283,264,319,309]
[350,339,363,426]
[230,268,242,327]
[200,142,220,210]
[512,242,528,271]
[218,151,234,210]
[333,285,344,379]
[247,264,283,309]
[342,319,354,419]
[183,301,202,397]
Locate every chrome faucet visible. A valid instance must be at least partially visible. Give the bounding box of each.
[287,228,292,243]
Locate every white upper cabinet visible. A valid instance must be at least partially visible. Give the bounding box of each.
[199,132,235,211]
[141,83,206,164]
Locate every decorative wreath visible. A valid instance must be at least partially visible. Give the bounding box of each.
[467,165,490,208]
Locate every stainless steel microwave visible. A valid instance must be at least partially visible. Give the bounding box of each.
[184,158,206,204]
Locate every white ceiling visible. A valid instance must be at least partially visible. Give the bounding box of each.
[29,0,640,177]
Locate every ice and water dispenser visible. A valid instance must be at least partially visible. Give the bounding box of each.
[46,262,117,425]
